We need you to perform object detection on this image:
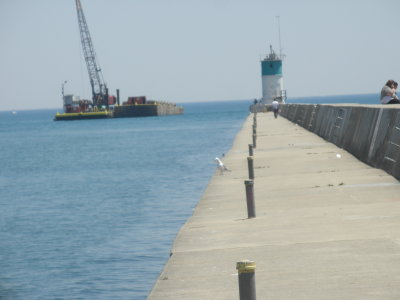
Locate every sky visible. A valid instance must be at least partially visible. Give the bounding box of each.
[1,0,399,111]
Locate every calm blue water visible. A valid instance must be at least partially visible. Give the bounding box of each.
[0,95,377,299]
[0,100,250,300]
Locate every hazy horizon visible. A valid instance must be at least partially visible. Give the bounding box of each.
[0,92,382,113]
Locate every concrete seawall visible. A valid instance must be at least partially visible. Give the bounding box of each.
[148,108,400,299]
[280,104,400,180]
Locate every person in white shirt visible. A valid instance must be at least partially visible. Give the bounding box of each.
[271,100,280,118]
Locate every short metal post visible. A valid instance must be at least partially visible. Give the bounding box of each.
[248,144,253,157]
[252,134,256,148]
[237,260,256,300]
[247,156,254,180]
[244,180,256,218]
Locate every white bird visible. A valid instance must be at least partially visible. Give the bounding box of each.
[215,157,231,174]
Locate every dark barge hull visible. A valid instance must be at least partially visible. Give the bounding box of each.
[113,103,183,118]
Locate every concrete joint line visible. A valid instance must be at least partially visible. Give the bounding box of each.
[383,156,396,163]
[368,108,383,161]
[389,141,400,148]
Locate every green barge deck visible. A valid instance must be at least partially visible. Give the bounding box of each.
[54,111,110,121]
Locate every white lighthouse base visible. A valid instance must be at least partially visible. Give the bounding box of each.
[261,75,283,105]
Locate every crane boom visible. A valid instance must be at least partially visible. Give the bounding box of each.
[75,0,108,108]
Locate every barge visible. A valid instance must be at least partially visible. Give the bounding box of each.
[54,95,183,121]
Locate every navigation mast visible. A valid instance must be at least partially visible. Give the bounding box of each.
[75,0,108,108]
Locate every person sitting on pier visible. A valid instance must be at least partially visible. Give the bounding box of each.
[394,81,399,100]
[380,80,400,104]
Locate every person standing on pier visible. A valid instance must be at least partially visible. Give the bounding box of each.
[271,99,280,118]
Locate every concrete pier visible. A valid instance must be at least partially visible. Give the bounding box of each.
[148,107,400,299]
[280,104,400,180]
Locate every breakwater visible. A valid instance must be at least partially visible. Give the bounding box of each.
[280,104,400,180]
[148,109,400,299]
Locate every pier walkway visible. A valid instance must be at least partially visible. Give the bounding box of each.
[148,111,400,299]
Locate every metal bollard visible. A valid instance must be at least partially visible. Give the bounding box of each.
[252,124,256,135]
[247,156,254,180]
[237,260,256,300]
[244,180,256,218]
[252,134,256,148]
[248,144,253,157]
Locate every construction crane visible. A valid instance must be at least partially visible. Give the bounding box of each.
[75,0,109,109]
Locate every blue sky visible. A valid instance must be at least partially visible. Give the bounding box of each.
[1,0,399,110]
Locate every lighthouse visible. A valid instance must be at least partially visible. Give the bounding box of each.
[260,45,286,104]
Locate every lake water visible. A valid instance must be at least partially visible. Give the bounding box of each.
[0,94,379,299]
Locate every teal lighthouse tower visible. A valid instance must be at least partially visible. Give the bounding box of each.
[260,45,286,104]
